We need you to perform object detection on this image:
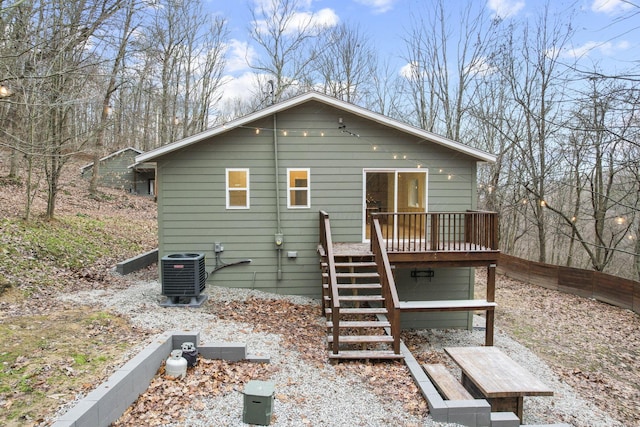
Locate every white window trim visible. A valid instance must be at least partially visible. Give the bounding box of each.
[287,168,311,209]
[226,168,250,209]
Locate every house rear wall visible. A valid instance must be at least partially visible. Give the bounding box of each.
[156,101,479,310]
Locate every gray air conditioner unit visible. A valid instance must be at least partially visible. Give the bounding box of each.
[160,253,208,307]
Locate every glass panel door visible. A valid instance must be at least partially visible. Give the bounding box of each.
[364,170,427,241]
[365,172,395,240]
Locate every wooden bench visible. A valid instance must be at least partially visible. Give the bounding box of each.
[423,363,473,400]
[398,299,496,312]
[400,300,496,346]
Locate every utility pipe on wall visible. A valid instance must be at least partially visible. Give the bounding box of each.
[273,112,283,281]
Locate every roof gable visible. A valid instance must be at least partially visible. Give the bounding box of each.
[81,147,143,172]
[135,92,495,163]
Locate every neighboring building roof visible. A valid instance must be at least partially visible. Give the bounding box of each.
[80,147,144,172]
[135,91,496,164]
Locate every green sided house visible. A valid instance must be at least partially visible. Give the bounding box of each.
[81,147,156,196]
[136,91,500,359]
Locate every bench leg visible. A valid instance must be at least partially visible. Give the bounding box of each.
[485,310,494,346]
[487,396,523,422]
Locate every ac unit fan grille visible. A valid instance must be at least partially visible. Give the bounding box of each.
[161,253,206,297]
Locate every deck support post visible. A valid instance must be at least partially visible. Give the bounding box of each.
[485,263,496,346]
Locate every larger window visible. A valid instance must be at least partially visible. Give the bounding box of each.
[226,168,249,209]
[287,168,310,208]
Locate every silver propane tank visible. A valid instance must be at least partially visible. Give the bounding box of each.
[165,349,187,379]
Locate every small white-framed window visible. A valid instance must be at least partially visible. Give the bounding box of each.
[287,168,310,208]
[226,168,250,209]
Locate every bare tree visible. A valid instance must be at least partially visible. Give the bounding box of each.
[541,76,639,275]
[248,0,331,104]
[314,22,376,103]
[401,0,499,140]
[89,0,140,197]
[498,6,574,263]
[132,0,227,148]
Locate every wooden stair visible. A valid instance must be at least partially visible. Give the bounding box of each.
[320,254,403,360]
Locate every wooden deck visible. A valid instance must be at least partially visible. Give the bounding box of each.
[319,211,500,360]
[333,241,500,266]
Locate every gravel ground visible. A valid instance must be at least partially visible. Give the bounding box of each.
[56,276,623,427]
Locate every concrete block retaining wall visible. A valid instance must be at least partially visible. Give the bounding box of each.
[51,331,263,427]
[52,329,573,427]
[115,248,158,275]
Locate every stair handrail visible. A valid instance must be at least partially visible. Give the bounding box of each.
[319,210,341,354]
[371,216,401,354]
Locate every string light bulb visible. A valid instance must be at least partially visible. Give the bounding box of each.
[0,84,11,98]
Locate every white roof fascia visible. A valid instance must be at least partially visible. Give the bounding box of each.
[135,92,496,164]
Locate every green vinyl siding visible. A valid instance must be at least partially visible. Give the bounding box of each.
[155,100,481,302]
[82,148,147,193]
[395,267,475,330]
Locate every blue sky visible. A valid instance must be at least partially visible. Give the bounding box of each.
[208,0,639,103]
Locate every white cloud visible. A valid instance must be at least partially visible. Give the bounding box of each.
[399,61,421,80]
[486,0,525,19]
[354,0,398,14]
[288,8,339,33]
[252,7,339,36]
[591,0,635,15]
[225,39,256,74]
[564,40,630,58]
[464,57,497,76]
[218,73,260,104]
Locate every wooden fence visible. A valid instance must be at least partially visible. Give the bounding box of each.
[498,254,640,315]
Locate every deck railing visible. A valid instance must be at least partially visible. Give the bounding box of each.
[370,217,401,354]
[319,210,340,355]
[372,210,499,253]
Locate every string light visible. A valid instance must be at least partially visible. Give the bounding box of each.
[0,84,11,98]
[238,125,470,181]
